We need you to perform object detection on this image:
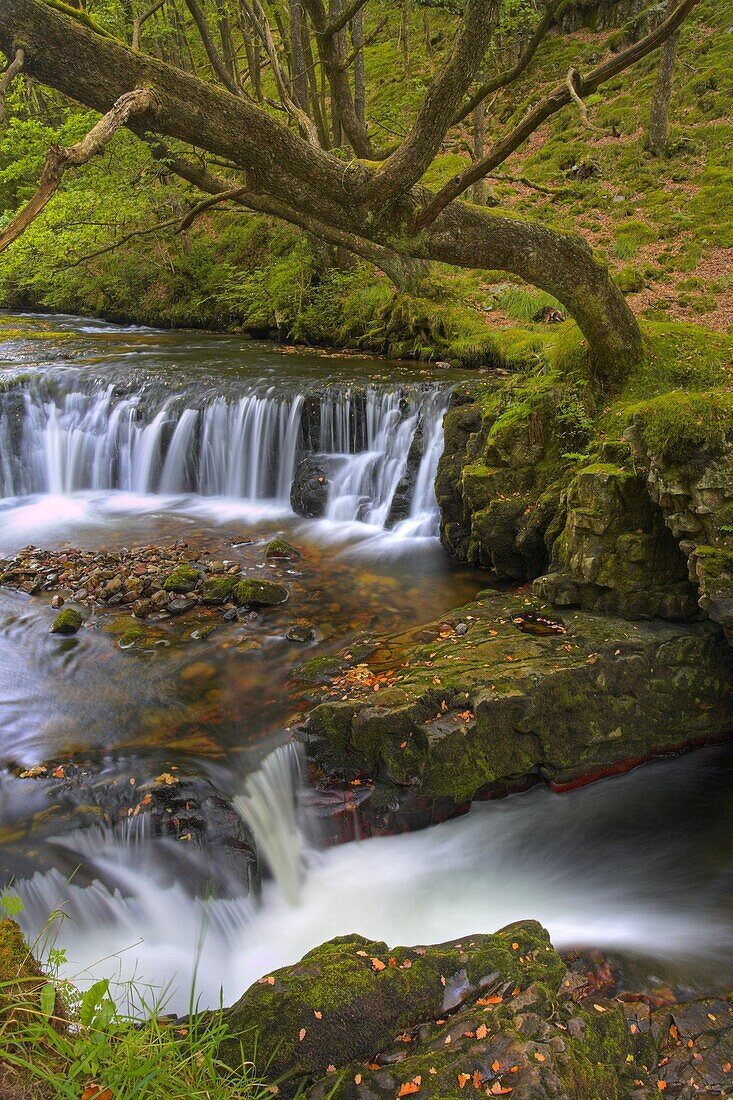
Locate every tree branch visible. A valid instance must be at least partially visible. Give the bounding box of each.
[131,0,165,51]
[0,46,24,124]
[182,0,243,96]
[452,0,566,126]
[0,87,156,254]
[302,0,372,155]
[324,0,369,38]
[415,0,702,228]
[369,0,500,204]
[565,67,603,131]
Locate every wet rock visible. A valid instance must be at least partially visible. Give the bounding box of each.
[51,594,64,609]
[167,597,196,616]
[50,607,83,634]
[299,592,733,832]
[286,624,315,643]
[202,576,236,604]
[290,455,334,518]
[265,538,301,561]
[233,579,288,608]
[163,565,200,594]
[215,920,647,1100]
[119,629,146,649]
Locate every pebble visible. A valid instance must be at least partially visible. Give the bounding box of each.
[455,622,469,636]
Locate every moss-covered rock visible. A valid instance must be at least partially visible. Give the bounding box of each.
[299,592,733,831]
[233,578,288,607]
[264,538,301,560]
[49,608,83,634]
[162,565,200,594]
[201,576,236,604]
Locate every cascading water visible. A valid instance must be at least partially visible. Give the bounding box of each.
[0,372,450,536]
[233,743,307,907]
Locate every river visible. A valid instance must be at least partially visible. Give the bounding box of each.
[1,313,732,1016]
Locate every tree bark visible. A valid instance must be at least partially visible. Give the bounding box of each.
[648,2,679,155]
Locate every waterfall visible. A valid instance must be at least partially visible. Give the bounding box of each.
[233,743,307,906]
[0,372,450,535]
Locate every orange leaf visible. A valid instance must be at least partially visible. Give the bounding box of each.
[477,995,502,1006]
[723,1063,732,1073]
[534,1052,545,1062]
[511,943,519,950]
[472,1071,483,1089]
[355,1074,362,1084]
[457,1073,471,1089]
[490,1086,513,1096]
[258,976,276,985]
[397,1077,422,1096]
[299,1028,307,1041]
[401,959,412,969]
[327,1065,336,1074]
[314,1011,322,1019]
[476,1024,488,1040]
[656,1084,667,1092]
[371,958,386,972]
[389,957,398,968]
[491,1060,501,1073]
[81,1088,113,1100]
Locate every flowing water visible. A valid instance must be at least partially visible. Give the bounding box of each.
[2,314,733,1015]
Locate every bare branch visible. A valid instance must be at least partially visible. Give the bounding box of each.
[243,0,321,146]
[452,0,566,126]
[182,0,243,96]
[565,67,603,131]
[338,16,386,70]
[131,0,165,51]
[324,0,369,38]
[0,46,24,124]
[415,0,702,228]
[0,88,156,254]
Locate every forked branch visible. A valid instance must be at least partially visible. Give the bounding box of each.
[0,88,157,254]
[0,46,24,124]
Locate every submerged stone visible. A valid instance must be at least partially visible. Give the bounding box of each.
[265,538,301,560]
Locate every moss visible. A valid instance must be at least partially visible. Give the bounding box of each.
[264,538,300,560]
[629,390,733,465]
[232,578,288,607]
[201,576,236,604]
[42,0,116,37]
[118,628,145,648]
[694,546,733,592]
[49,608,83,634]
[162,565,200,594]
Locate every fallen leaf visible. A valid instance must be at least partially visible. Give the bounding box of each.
[478,995,502,1006]
[259,976,276,986]
[397,1077,421,1096]
[491,1060,500,1073]
[389,957,398,968]
[81,1088,113,1100]
[355,1074,362,1084]
[371,958,386,972]
[656,1083,667,1092]
[327,1065,336,1074]
[511,943,519,950]
[472,1070,483,1089]
[457,1073,471,1089]
[476,1024,488,1040]
[314,1011,322,1020]
[534,1053,545,1063]
[356,950,368,957]
[401,959,412,969]
[299,1028,306,1041]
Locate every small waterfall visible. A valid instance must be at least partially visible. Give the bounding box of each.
[0,372,450,535]
[233,743,306,906]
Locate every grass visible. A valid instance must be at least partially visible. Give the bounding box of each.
[0,897,268,1100]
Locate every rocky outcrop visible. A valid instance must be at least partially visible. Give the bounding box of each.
[296,592,733,836]
[436,384,733,636]
[216,919,733,1099]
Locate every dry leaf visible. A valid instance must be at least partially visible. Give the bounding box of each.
[299,1028,306,1041]
[397,1076,422,1096]
[457,1073,471,1089]
[476,1024,488,1040]
[491,1060,501,1073]
[371,958,386,972]
[314,1011,322,1020]
[355,1074,362,1084]
[259,976,276,986]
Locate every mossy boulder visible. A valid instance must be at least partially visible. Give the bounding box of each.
[202,576,236,604]
[233,578,289,607]
[300,592,733,832]
[265,538,300,560]
[216,921,652,1099]
[162,565,201,594]
[219,921,565,1088]
[50,608,83,634]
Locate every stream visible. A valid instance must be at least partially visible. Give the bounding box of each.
[2,314,733,1016]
